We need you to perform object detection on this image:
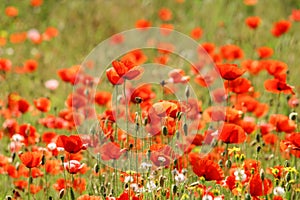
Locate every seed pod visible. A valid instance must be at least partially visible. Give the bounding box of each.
[48,197,53,200]
[59,189,64,199]
[260,169,265,181]
[183,123,188,136]
[284,160,290,167]
[94,163,100,173]
[257,146,261,153]
[135,97,142,104]
[5,196,12,200]
[285,172,292,182]
[245,193,251,200]
[172,184,177,194]
[225,160,232,168]
[185,86,190,98]
[162,126,168,136]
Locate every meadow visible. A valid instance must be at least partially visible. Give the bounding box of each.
[1,0,300,199]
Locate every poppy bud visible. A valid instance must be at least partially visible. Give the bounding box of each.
[59,189,64,199]
[176,130,180,139]
[160,80,166,87]
[5,196,12,200]
[218,160,223,168]
[172,184,177,194]
[245,193,251,200]
[285,172,292,182]
[147,150,151,159]
[94,163,100,173]
[284,160,290,167]
[60,156,64,163]
[183,123,188,136]
[275,178,280,186]
[225,160,232,168]
[42,154,46,165]
[255,134,260,143]
[185,86,190,98]
[240,154,245,162]
[289,112,298,121]
[256,145,261,153]
[162,126,168,136]
[162,190,167,196]
[159,176,165,187]
[29,176,33,184]
[143,117,148,126]
[135,123,140,132]
[176,111,182,120]
[49,197,53,200]
[260,169,265,181]
[12,152,16,162]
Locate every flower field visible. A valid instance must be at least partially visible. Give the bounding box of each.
[1,0,300,199]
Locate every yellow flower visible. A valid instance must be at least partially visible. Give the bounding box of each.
[228,147,241,155]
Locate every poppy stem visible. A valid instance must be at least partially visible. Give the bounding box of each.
[28,168,31,200]
[123,80,129,145]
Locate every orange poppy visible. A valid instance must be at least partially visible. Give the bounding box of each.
[227,77,251,94]
[245,16,261,29]
[218,123,246,144]
[94,91,111,106]
[56,135,87,154]
[160,23,174,35]
[135,19,152,29]
[106,67,124,85]
[10,32,27,44]
[242,60,263,75]
[19,151,42,168]
[34,97,51,112]
[158,8,172,21]
[257,46,273,59]
[190,27,203,40]
[217,63,245,80]
[150,144,176,167]
[271,20,292,37]
[5,6,18,17]
[30,0,43,7]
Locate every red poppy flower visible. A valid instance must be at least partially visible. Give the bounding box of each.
[150,144,176,167]
[264,79,294,95]
[121,49,147,66]
[0,58,12,72]
[18,98,30,113]
[242,60,263,75]
[106,67,124,85]
[129,84,156,104]
[160,24,174,35]
[64,160,84,174]
[190,27,203,40]
[98,142,124,160]
[168,69,190,83]
[217,64,245,81]
[30,0,43,7]
[249,173,272,197]
[56,135,87,154]
[95,91,111,106]
[189,153,224,181]
[271,20,292,37]
[269,114,296,133]
[245,16,261,29]
[34,97,51,112]
[227,77,251,94]
[220,45,244,60]
[158,8,172,21]
[257,46,273,59]
[219,123,246,144]
[57,65,80,85]
[19,151,43,168]
[135,19,152,29]
[291,9,300,22]
[264,60,287,80]
[24,59,38,72]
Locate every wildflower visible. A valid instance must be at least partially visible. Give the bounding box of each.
[245,16,261,29]
[271,20,292,37]
[273,186,285,196]
[64,160,84,174]
[19,151,43,168]
[56,135,87,154]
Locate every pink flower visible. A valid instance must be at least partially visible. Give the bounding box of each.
[45,79,59,90]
